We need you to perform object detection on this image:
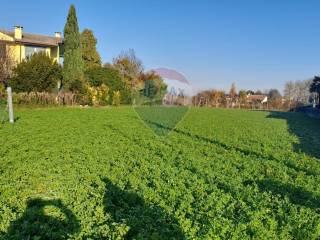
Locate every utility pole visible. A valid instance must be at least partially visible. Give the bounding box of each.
[7,87,14,123]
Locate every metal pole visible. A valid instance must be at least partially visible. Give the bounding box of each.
[7,87,14,123]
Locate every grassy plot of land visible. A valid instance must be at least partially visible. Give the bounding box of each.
[134,106,189,136]
[0,107,320,239]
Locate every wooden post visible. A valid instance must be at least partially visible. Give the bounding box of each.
[7,87,14,123]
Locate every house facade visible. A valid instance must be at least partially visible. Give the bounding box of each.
[247,94,268,109]
[0,26,63,64]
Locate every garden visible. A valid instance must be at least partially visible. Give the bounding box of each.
[0,107,320,239]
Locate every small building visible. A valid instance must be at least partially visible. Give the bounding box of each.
[247,94,268,109]
[247,94,268,103]
[0,26,63,64]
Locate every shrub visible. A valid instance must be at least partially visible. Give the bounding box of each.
[85,66,130,104]
[0,84,6,120]
[112,91,121,106]
[9,52,62,93]
[97,84,109,105]
[0,84,6,101]
[86,84,109,106]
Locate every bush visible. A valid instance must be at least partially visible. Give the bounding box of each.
[0,85,6,121]
[86,84,109,106]
[9,52,62,93]
[112,91,121,106]
[0,84,6,102]
[85,66,130,104]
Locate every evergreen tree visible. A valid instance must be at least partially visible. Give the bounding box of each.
[310,76,320,108]
[63,4,84,92]
[81,29,101,70]
[143,79,157,100]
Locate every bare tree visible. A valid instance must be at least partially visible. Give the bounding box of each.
[0,42,14,88]
[0,42,15,123]
[296,80,312,104]
[229,83,237,99]
[284,79,312,108]
[113,49,144,92]
[284,81,295,108]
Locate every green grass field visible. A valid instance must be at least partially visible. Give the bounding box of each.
[0,107,320,239]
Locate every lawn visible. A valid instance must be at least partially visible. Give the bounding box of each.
[0,107,320,239]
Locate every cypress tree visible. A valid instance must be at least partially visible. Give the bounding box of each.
[63,5,84,91]
[80,29,101,71]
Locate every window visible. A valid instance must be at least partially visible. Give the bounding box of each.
[25,46,46,59]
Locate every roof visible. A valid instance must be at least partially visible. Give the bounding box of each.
[0,30,63,47]
[247,94,267,101]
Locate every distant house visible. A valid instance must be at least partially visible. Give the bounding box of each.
[247,94,268,108]
[0,26,63,64]
[247,94,268,103]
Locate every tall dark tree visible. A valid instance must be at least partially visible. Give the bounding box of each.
[268,89,282,101]
[143,79,157,100]
[63,4,84,92]
[229,82,237,100]
[80,29,101,71]
[310,76,320,108]
[268,89,282,109]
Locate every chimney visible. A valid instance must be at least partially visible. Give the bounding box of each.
[14,26,23,40]
[54,32,62,38]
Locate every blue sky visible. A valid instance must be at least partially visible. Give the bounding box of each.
[1,0,320,92]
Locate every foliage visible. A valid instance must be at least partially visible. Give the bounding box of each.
[143,80,157,100]
[310,76,320,94]
[85,66,131,104]
[0,84,6,100]
[268,88,282,109]
[140,71,167,104]
[0,84,6,123]
[113,49,144,95]
[238,90,247,104]
[86,84,109,106]
[80,29,101,71]
[112,91,121,106]
[268,89,282,100]
[9,52,62,93]
[63,4,85,91]
[1,108,320,239]
[193,89,226,107]
[310,76,320,108]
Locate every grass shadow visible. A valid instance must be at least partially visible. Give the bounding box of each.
[245,179,320,211]
[267,111,320,159]
[3,198,80,239]
[102,178,185,239]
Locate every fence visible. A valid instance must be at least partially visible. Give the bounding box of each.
[12,92,77,106]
